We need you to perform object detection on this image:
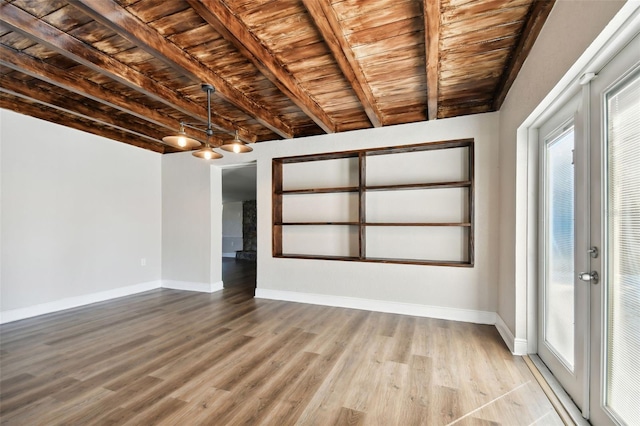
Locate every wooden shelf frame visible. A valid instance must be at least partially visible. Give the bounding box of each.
[272,139,475,266]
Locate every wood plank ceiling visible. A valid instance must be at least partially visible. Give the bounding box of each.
[0,0,555,154]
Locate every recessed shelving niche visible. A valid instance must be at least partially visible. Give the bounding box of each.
[272,139,474,266]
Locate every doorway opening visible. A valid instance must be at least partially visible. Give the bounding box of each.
[221,163,257,292]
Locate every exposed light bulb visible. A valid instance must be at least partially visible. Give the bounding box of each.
[204,150,213,160]
[178,136,187,147]
[233,143,241,153]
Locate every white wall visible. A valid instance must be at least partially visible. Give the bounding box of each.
[0,109,162,313]
[222,201,243,256]
[496,1,625,337]
[161,152,222,288]
[256,114,500,315]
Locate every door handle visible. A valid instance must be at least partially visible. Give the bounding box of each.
[578,271,599,284]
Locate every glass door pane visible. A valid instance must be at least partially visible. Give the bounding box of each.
[604,69,640,425]
[544,127,575,370]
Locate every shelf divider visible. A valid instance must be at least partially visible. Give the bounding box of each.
[365,180,471,192]
[272,160,283,257]
[276,222,359,226]
[278,186,359,195]
[359,152,366,260]
[364,222,471,227]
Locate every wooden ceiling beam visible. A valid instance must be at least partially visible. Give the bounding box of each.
[0,94,171,153]
[424,0,440,120]
[0,2,260,142]
[188,0,336,134]
[302,0,382,128]
[69,0,294,139]
[0,44,257,143]
[0,74,171,148]
[493,0,555,110]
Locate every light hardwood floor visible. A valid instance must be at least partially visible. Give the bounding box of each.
[1,264,561,425]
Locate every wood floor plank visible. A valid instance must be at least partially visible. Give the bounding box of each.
[378,311,402,337]
[0,259,562,425]
[202,330,318,420]
[295,315,387,424]
[50,375,164,425]
[0,396,60,425]
[158,387,231,425]
[222,351,321,425]
[388,315,416,364]
[410,316,436,356]
[333,407,366,425]
[399,354,433,424]
[369,360,410,424]
[115,334,254,418]
[32,387,114,426]
[208,327,309,391]
[0,376,79,415]
[81,327,233,385]
[262,324,372,425]
[120,396,187,426]
[342,335,394,412]
[0,373,37,401]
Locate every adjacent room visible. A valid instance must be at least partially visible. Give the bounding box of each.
[1,1,638,425]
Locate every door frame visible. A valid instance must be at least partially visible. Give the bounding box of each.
[511,3,640,423]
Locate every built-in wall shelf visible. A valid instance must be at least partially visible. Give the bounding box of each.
[272,139,474,266]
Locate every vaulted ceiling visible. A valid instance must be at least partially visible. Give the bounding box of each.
[0,0,554,153]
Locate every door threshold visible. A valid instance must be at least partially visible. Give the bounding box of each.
[524,355,590,426]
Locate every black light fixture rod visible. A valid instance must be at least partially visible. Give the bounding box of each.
[202,83,215,137]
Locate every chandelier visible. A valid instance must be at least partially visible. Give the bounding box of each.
[162,84,252,159]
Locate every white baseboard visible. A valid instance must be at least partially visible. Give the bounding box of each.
[161,280,223,293]
[255,288,496,325]
[0,280,162,324]
[513,338,528,355]
[222,252,236,258]
[0,279,226,324]
[495,314,528,355]
[495,314,515,353]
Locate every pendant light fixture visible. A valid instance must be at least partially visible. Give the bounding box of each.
[163,83,245,160]
[192,137,223,160]
[161,123,200,149]
[163,84,254,159]
[220,130,253,153]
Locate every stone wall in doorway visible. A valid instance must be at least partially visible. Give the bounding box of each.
[237,200,256,261]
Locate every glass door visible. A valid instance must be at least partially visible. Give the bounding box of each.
[538,93,588,411]
[588,34,640,426]
[535,20,639,426]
